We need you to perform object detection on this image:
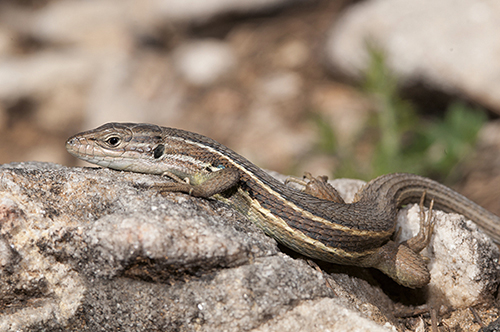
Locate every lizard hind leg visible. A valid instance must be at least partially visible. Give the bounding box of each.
[406,194,435,254]
[286,172,345,203]
[366,240,431,289]
[365,193,435,288]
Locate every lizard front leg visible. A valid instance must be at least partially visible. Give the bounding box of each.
[153,168,240,198]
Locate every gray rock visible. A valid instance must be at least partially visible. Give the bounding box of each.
[399,206,500,307]
[325,0,500,114]
[153,0,304,23]
[0,52,94,101]
[0,162,498,330]
[172,40,237,86]
[26,0,304,43]
[251,297,390,332]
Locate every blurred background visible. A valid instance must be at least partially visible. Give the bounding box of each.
[0,0,499,214]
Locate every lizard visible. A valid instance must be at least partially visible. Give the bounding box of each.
[65,122,500,288]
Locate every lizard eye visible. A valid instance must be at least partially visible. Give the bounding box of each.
[106,136,121,146]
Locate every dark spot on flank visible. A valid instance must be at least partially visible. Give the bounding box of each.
[153,144,165,159]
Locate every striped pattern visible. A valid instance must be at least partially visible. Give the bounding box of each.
[66,122,500,276]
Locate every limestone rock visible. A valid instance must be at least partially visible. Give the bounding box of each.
[325,0,500,114]
[0,162,498,330]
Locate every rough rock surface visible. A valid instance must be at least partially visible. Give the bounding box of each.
[326,0,500,114]
[0,162,499,331]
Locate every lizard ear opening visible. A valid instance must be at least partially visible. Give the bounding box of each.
[153,144,165,159]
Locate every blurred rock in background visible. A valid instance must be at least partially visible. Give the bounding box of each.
[326,0,500,115]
